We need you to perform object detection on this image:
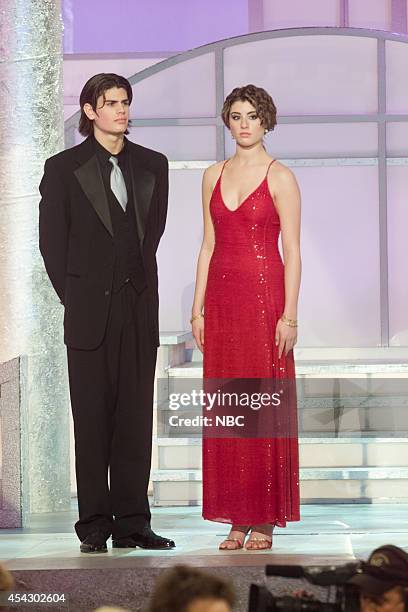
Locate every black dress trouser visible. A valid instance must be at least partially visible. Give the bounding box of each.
[67,283,157,540]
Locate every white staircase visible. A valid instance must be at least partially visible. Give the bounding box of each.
[153,337,408,506]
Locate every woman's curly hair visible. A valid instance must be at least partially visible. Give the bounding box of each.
[221,84,277,132]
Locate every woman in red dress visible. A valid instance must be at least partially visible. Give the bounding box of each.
[192,85,301,550]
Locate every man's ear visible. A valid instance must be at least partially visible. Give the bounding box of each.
[83,103,96,121]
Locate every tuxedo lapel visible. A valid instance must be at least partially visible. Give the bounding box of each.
[72,137,156,242]
[129,147,156,245]
[74,139,113,237]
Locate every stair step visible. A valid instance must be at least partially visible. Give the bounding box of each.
[152,466,408,506]
[152,467,408,482]
[158,374,408,437]
[159,331,192,345]
[155,436,408,444]
[168,361,408,377]
[168,362,202,377]
[156,437,408,470]
[191,346,408,363]
[157,345,408,505]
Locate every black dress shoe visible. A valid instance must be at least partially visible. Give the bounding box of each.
[112,527,175,550]
[80,531,108,554]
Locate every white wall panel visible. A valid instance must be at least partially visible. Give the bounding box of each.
[224,36,378,115]
[157,165,381,347]
[386,41,408,113]
[128,126,216,160]
[349,0,391,30]
[264,0,339,28]
[225,123,379,158]
[387,166,408,345]
[295,165,381,347]
[64,104,78,120]
[74,130,85,145]
[132,54,216,119]
[387,123,408,156]
[158,169,203,332]
[63,56,161,99]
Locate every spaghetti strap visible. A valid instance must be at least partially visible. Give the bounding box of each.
[220,159,229,178]
[266,158,277,177]
[214,159,230,190]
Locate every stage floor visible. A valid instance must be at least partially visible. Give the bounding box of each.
[3,501,408,570]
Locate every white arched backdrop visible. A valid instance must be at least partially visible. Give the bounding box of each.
[65,27,408,350]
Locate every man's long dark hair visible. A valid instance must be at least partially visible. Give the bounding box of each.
[78,73,133,137]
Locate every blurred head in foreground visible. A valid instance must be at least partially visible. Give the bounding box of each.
[0,563,14,592]
[94,607,131,612]
[147,564,235,612]
[350,544,408,611]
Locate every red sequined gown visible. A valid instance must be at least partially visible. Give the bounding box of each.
[202,160,300,526]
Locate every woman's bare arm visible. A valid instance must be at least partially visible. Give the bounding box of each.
[270,165,301,357]
[191,163,220,351]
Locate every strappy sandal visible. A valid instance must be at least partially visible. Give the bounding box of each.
[244,527,274,551]
[219,527,249,551]
[244,535,273,550]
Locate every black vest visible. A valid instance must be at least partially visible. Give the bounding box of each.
[107,184,146,293]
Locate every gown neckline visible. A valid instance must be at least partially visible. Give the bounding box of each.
[218,158,276,213]
[219,176,268,213]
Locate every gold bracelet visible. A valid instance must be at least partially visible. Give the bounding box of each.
[280,313,298,328]
[190,313,204,324]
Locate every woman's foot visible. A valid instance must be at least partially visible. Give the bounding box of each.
[244,524,274,550]
[219,525,250,550]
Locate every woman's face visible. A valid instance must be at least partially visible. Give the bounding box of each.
[228,99,265,148]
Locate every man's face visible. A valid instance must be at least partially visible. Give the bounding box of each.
[84,87,130,136]
[186,598,231,612]
[361,586,405,612]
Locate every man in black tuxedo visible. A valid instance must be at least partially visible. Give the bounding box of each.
[39,73,175,553]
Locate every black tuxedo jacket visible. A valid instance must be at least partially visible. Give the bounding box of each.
[39,136,168,350]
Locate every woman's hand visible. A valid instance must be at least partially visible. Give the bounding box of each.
[192,317,204,353]
[275,318,297,359]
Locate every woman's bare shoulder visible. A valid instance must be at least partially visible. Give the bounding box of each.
[270,160,299,189]
[268,160,299,203]
[203,160,226,190]
[204,160,225,178]
[270,159,296,180]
